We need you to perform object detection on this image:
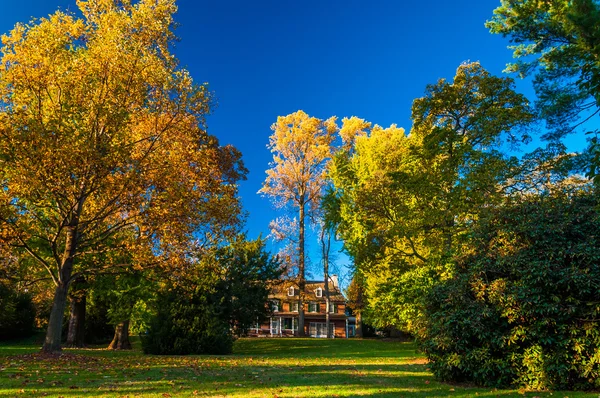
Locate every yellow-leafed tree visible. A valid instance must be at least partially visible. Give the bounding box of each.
[260,110,336,336]
[0,0,246,352]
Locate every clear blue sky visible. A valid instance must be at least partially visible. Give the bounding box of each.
[0,0,587,283]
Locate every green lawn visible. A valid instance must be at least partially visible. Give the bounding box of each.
[0,336,597,397]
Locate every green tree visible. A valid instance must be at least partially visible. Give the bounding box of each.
[421,184,600,390]
[327,63,534,333]
[212,237,282,336]
[487,0,600,180]
[0,0,246,352]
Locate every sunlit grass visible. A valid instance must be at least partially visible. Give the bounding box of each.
[0,336,597,397]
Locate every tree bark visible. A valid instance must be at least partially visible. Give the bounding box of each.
[65,280,86,348]
[297,200,306,337]
[108,320,132,350]
[321,227,331,338]
[43,226,78,353]
[42,282,70,352]
[356,311,363,338]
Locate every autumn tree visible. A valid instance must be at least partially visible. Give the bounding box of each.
[0,0,246,352]
[260,110,337,336]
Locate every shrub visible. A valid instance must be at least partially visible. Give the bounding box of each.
[420,190,600,390]
[141,286,233,355]
[0,283,36,340]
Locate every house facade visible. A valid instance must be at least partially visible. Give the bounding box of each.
[250,275,349,338]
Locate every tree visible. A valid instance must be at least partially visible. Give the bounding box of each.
[141,236,280,354]
[327,63,534,333]
[410,62,534,257]
[211,236,282,336]
[0,0,246,352]
[486,0,600,175]
[260,110,337,336]
[421,184,600,390]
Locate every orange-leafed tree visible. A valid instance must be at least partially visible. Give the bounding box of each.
[260,110,337,336]
[0,0,246,352]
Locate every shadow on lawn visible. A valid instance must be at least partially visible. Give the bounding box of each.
[0,360,522,397]
[1,338,594,397]
[233,337,419,359]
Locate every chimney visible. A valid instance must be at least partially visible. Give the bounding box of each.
[329,274,339,289]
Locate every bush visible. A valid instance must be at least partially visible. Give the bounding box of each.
[420,190,600,390]
[141,286,233,355]
[0,283,36,340]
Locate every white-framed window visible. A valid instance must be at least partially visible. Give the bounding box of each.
[308,302,320,313]
[315,287,322,297]
[309,322,335,338]
[292,302,299,312]
[329,303,338,313]
[271,300,280,312]
[287,286,295,296]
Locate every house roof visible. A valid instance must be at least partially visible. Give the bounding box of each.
[269,279,346,302]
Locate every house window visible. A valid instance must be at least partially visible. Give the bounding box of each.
[308,302,320,313]
[292,302,299,312]
[329,303,338,313]
[271,300,280,312]
[283,318,298,331]
[287,287,295,296]
[315,287,322,297]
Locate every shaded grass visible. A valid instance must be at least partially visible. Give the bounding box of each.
[0,336,597,397]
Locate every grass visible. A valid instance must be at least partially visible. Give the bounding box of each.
[0,335,597,397]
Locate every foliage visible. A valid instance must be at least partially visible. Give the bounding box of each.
[141,285,233,355]
[211,237,282,336]
[0,282,36,340]
[486,0,600,179]
[420,187,600,390]
[142,237,278,353]
[84,288,114,344]
[0,0,246,351]
[327,63,533,333]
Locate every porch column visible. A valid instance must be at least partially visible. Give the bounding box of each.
[345,319,349,339]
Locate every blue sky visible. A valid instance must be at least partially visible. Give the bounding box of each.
[0,1,589,284]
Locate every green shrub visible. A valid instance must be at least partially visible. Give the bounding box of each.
[420,190,600,390]
[0,283,36,340]
[141,286,233,355]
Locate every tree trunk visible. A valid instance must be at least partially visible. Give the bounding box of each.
[321,227,331,338]
[356,311,363,338]
[108,320,132,350]
[297,201,306,337]
[65,281,86,348]
[42,196,84,353]
[42,282,70,352]
[356,275,364,338]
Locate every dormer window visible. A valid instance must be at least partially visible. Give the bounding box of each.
[287,286,295,296]
[315,287,322,298]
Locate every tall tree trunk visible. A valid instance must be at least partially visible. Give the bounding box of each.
[43,282,70,352]
[65,278,86,348]
[356,274,364,338]
[356,311,363,338]
[43,226,78,353]
[321,227,331,338]
[108,320,132,350]
[298,201,306,337]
